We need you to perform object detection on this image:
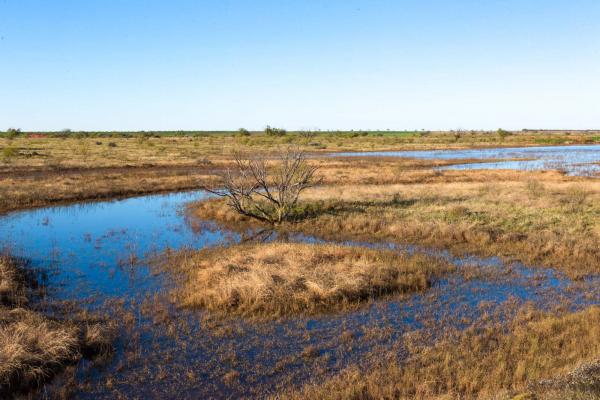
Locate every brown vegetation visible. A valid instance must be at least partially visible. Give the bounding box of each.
[0,131,570,216]
[169,243,452,318]
[1,130,598,170]
[277,306,600,400]
[0,256,114,397]
[192,169,600,277]
[0,164,221,215]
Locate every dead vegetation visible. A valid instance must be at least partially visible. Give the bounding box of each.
[0,256,114,398]
[277,306,600,400]
[0,164,221,215]
[2,131,598,169]
[203,148,320,224]
[168,242,452,318]
[192,169,600,277]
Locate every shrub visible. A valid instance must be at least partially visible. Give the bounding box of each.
[265,125,287,136]
[497,128,511,140]
[237,128,250,136]
[299,130,316,139]
[1,146,18,162]
[5,128,21,140]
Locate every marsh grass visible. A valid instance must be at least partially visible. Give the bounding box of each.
[168,243,453,318]
[0,256,115,397]
[277,306,600,400]
[0,163,222,215]
[0,130,596,170]
[192,170,600,277]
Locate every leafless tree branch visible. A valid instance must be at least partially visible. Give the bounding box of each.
[202,147,320,224]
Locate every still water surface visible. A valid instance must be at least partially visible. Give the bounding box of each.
[335,144,600,176]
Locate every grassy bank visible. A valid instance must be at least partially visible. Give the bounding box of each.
[0,154,508,215]
[192,169,600,277]
[0,256,114,397]
[167,243,453,318]
[276,306,600,400]
[0,163,222,215]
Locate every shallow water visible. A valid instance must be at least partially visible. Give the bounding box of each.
[0,192,598,398]
[335,144,600,176]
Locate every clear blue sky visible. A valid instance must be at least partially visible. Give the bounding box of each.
[1,0,599,131]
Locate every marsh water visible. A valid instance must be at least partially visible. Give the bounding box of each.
[336,144,600,176]
[1,191,599,398]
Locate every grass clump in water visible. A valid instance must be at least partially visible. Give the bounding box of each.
[0,256,115,397]
[171,243,452,318]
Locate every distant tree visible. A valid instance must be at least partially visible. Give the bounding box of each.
[238,128,250,136]
[203,147,320,224]
[5,128,21,139]
[298,130,316,139]
[453,130,463,142]
[264,125,287,137]
[497,128,511,140]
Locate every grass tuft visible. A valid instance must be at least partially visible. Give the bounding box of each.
[0,256,115,397]
[169,243,452,318]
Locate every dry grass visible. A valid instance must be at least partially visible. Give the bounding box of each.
[0,163,224,215]
[2,131,598,169]
[0,131,592,215]
[0,308,80,395]
[0,256,114,397]
[276,306,600,400]
[0,257,28,307]
[169,243,452,318]
[192,169,600,277]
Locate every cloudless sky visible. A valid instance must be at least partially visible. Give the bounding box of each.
[1,0,599,131]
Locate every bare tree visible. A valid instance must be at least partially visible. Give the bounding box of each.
[204,148,320,224]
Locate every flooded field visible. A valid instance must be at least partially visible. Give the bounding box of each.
[1,190,598,398]
[335,144,600,176]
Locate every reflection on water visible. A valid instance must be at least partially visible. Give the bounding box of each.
[0,191,230,303]
[335,144,600,176]
[0,192,598,398]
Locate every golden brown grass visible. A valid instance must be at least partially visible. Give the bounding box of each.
[1,130,593,215]
[0,256,114,397]
[276,306,600,400]
[0,146,524,216]
[1,131,598,169]
[0,164,222,215]
[192,169,600,277]
[169,243,453,318]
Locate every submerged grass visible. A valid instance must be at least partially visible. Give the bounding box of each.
[277,305,600,400]
[0,256,114,397]
[169,243,453,318]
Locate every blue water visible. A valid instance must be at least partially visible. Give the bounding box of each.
[0,191,598,398]
[0,191,229,303]
[335,144,600,176]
